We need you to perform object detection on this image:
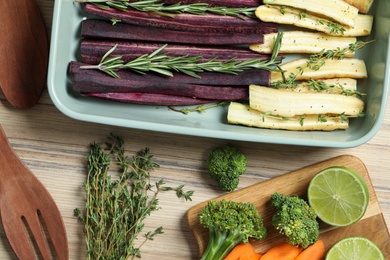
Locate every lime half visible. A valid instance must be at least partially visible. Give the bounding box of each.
[308,166,369,227]
[326,236,384,260]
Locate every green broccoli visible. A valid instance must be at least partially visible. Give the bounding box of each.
[207,143,247,191]
[270,192,319,248]
[198,199,267,260]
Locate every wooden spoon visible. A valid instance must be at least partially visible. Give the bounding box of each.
[0,0,48,109]
[0,125,68,259]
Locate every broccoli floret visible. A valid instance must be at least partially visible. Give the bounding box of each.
[198,199,267,260]
[207,143,247,191]
[270,192,319,248]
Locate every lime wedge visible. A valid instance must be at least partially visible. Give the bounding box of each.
[325,236,384,260]
[308,166,369,227]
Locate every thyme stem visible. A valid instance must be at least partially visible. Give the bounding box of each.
[272,40,372,90]
[168,101,229,114]
[75,0,257,18]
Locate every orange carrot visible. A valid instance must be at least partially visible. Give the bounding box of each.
[260,242,303,260]
[294,239,325,260]
[225,243,260,260]
[240,252,263,260]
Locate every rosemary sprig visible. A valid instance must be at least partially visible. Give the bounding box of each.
[75,0,257,18]
[80,33,284,79]
[74,133,194,259]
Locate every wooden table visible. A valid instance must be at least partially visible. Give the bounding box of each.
[0,1,389,259]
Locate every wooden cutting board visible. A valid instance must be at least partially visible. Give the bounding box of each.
[186,155,390,258]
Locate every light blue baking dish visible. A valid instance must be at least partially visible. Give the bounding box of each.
[47,0,390,148]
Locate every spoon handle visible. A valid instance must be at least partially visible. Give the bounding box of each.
[0,126,22,180]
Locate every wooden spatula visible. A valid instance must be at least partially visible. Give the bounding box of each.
[0,0,48,108]
[0,125,68,259]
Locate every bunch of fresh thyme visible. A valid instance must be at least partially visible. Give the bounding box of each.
[74,134,194,259]
[80,33,284,79]
[74,0,256,18]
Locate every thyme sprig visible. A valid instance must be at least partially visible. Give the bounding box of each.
[272,41,370,90]
[75,0,256,18]
[168,101,229,114]
[80,33,284,79]
[74,133,194,259]
[306,79,364,97]
[310,41,369,62]
[317,19,346,35]
[262,111,363,127]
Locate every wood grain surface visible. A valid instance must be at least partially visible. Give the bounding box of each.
[0,1,389,259]
[187,155,390,258]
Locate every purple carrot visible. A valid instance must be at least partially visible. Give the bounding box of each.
[160,0,262,7]
[81,19,266,45]
[72,71,249,100]
[84,4,276,32]
[69,61,271,86]
[80,40,270,64]
[84,92,220,106]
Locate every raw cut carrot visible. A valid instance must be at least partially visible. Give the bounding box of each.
[240,253,263,260]
[225,243,262,260]
[294,239,325,260]
[260,242,303,260]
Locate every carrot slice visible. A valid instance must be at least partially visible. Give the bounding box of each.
[294,239,325,260]
[260,242,303,260]
[225,243,258,260]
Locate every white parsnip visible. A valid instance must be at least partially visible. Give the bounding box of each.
[255,5,373,37]
[227,102,349,131]
[344,14,374,37]
[291,78,358,94]
[250,31,357,56]
[321,78,357,90]
[263,0,359,27]
[343,0,374,13]
[270,58,367,82]
[249,85,364,118]
[235,0,371,132]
